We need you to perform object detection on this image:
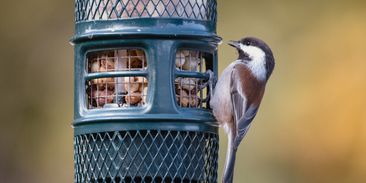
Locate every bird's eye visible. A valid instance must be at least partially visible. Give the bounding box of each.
[245,42,250,46]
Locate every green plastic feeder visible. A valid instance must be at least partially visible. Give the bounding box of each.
[72,0,221,182]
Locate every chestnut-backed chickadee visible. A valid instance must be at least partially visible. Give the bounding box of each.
[209,37,275,183]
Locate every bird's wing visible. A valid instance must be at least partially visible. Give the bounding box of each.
[230,68,259,148]
[235,105,258,147]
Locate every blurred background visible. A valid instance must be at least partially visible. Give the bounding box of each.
[0,0,365,182]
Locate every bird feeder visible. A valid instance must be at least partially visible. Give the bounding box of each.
[72,0,221,182]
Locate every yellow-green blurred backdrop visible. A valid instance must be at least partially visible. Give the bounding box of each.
[0,0,365,182]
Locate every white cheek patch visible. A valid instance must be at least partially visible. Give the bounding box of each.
[239,44,267,81]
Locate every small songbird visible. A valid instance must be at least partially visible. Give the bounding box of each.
[209,37,275,183]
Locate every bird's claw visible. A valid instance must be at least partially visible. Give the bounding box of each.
[206,70,216,87]
[199,70,215,89]
[199,70,216,106]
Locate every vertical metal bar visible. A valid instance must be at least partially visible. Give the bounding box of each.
[199,52,203,108]
[114,50,119,104]
[128,50,131,107]
[180,78,182,107]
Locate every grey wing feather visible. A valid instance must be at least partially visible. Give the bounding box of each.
[236,106,258,145]
[231,91,246,126]
[230,69,259,149]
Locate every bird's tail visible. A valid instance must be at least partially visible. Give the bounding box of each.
[222,130,237,183]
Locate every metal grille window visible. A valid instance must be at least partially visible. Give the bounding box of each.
[86,49,148,109]
[87,50,147,72]
[175,50,210,109]
[75,0,217,22]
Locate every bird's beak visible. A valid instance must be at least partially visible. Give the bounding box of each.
[228,40,240,49]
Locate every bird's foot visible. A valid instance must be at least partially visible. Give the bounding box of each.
[199,70,215,107]
[206,69,215,83]
[207,70,216,97]
[200,70,215,89]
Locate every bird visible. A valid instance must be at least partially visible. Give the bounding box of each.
[209,37,275,183]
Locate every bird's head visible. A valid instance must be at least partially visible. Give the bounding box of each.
[228,37,275,81]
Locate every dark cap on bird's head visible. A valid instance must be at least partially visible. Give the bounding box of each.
[228,37,275,80]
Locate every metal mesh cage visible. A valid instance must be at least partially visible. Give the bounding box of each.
[75,0,217,22]
[74,130,219,182]
[86,49,148,109]
[87,77,148,109]
[87,49,147,73]
[174,50,211,109]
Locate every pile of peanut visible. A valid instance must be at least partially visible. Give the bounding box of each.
[88,50,147,108]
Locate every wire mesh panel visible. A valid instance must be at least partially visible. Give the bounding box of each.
[74,130,219,183]
[87,50,147,72]
[75,0,217,22]
[86,49,148,109]
[87,77,148,108]
[174,50,210,109]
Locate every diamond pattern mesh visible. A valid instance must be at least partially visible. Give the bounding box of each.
[75,0,217,22]
[74,130,219,182]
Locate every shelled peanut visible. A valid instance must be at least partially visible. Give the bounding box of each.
[175,51,201,71]
[122,50,148,106]
[175,87,201,108]
[174,51,204,108]
[91,88,115,108]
